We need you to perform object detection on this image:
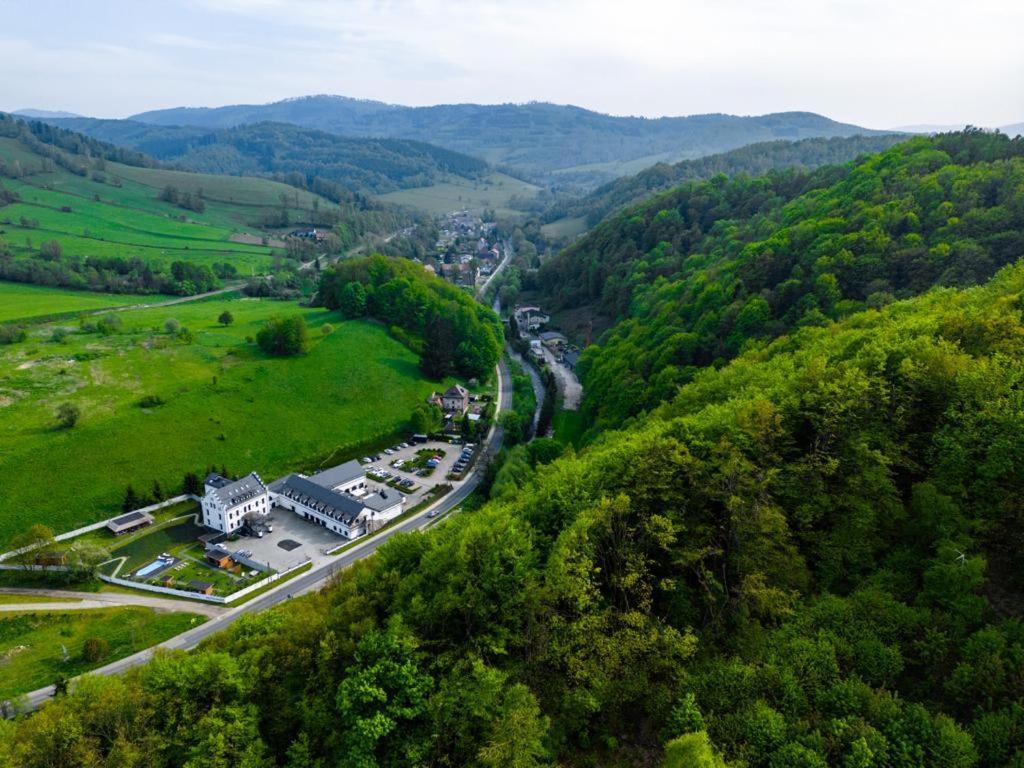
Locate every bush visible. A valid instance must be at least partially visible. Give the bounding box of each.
[321,323,333,336]
[138,395,165,408]
[256,315,310,356]
[50,327,68,343]
[0,324,27,344]
[218,310,234,326]
[164,318,181,334]
[96,314,122,335]
[81,637,110,663]
[55,402,80,429]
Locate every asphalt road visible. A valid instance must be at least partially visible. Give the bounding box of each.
[18,356,513,712]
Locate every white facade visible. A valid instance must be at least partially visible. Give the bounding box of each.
[202,473,270,534]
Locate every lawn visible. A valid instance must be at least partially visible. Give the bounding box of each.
[108,519,205,575]
[377,172,539,218]
[0,297,442,545]
[0,281,151,323]
[0,607,204,698]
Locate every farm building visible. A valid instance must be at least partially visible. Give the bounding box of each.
[107,510,155,536]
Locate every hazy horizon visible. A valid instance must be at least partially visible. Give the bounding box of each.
[1,0,1022,130]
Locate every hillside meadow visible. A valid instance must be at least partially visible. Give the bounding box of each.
[0,281,155,323]
[378,171,538,217]
[0,294,444,544]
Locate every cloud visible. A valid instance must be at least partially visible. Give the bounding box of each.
[0,0,1021,126]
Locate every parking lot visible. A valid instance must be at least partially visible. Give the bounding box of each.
[219,507,339,572]
[362,439,478,507]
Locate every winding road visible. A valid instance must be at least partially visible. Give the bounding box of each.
[16,347,513,713]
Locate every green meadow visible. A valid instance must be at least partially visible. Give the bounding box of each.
[377,171,539,217]
[0,607,204,698]
[0,135,330,274]
[0,295,444,544]
[0,281,152,323]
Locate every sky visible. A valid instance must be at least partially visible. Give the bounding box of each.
[0,0,1021,129]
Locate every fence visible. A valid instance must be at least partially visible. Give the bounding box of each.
[0,495,201,562]
[97,556,312,605]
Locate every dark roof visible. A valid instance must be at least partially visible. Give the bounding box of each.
[272,474,365,525]
[444,385,469,398]
[188,580,214,590]
[540,331,567,342]
[206,472,267,508]
[362,489,402,513]
[206,546,232,560]
[109,510,153,527]
[308,460,364,490]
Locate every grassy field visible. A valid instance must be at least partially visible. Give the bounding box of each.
[553,407,588,448]
[0,607,203,698]
[0,295,446,545]
[377,172,539,217]
[540,216,589,240]
[0,281,156,323]
[0,135,334,273]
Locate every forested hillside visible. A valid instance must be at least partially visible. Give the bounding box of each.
[538,130,1024,431]
[540,133,907,227]
[7,255,1024,767]
[128,96,884,186]
[46,118,490,195]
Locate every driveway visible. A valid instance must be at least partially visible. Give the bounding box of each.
[542,347,583,410]
[219,510,338,571]
[0,588,225,617]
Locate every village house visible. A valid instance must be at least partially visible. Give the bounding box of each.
[442,384,470,414]
[201,472,270,535]
[514,306,550,333]
[289,226,329,241]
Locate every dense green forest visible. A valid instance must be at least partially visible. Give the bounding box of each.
[538,131,1024,432]
[318,255,503,380]
[47,118,490,195]
[537,134,908,227]
[6,251,1024,766]
[126,96,884,186]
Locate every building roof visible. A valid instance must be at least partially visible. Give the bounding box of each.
[188,580,214,590]
[444,385,469,399]
[540,331,567,342]
[206,545,232,561]
[108,510,155,530]
[272,474,365,526]
[308,460,364,491]
[206,472,267,509]
[362,489,401,513]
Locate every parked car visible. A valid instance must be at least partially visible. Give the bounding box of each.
[384,448,394,455]
[400,442,410,448]
[373,454,382,461]
[360,456,372,463]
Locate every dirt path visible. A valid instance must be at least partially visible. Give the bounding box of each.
[0,588,225,617]
[542,347,583,410]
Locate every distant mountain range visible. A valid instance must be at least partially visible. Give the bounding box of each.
[125,96,889,187]
[12,108,83,119]
[43,117,488,195]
